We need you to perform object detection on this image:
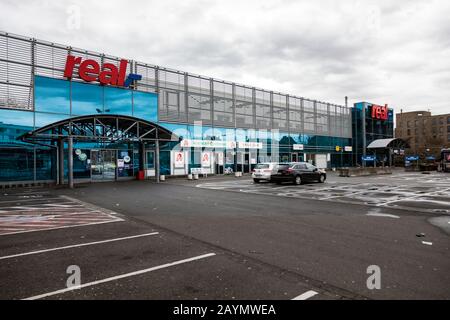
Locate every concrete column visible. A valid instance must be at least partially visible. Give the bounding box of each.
[58,138,64,185]
[155,140,160,183]
[68,136,74,189]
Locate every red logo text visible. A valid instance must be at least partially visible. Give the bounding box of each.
[371,104,389,120]
[63,55,128,86]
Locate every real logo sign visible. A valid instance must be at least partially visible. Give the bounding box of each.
[371,104,389,121]
[63,55,141,87]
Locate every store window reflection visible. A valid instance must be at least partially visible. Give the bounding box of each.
[35,76,70,114]
[72,81,104,115]
[0,109,35,181]
[105,87,132,116]
[133,91,158,122]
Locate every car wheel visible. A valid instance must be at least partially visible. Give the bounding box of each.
[318,174,326,183]
[294,175,302,185]
[253,179,260,183]
[275,181,282,185]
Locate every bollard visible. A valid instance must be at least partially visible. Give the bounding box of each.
[193,174,199,180]
[188,174,193,180]
[160,175,166,181]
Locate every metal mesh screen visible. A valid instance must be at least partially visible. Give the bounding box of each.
[0,31,352,138]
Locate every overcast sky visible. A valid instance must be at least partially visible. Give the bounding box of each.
[1,0,449,114]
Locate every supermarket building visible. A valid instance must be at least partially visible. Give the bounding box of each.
[0,31,393,186]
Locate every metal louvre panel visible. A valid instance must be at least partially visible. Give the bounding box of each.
[272,93,286,108]
[235,114,253,128]
[35,42,68,77]
[103,56,123,69]
[290,121,302,132]
[188,108,212,125]
[273,119,288,131]
[289,110,301,122]
[0,82,33,109]
[135,82,157,93]
[255,117,271,130]
[159,70,184,91]
[158,89,188,123]
[0,32,353,137]
[187,75,210,95]
[0,35,7,60]
[136,63,156,87]
[3,36,32,64]
[159,108,187,122]
[213,112,234,127]
[304,122,316,134]
[9,63,32,85]
[0,60,7,82]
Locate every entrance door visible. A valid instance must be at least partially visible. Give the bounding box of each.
[91,150,117,181]
[244,152,250,173]
[291,153,298,162]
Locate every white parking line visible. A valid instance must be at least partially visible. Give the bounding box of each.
[0,232,160,260]
[23,253,216,300]
[366,213,400,219]
[292,290,319,300]
[0,197,61,204]
[0,219,122,236]
[378,187,450,206]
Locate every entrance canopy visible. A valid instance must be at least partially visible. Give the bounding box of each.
[367,138,409,149]
[19,114,178,144]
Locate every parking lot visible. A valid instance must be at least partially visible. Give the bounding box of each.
[0,188,122,236]
[196,171,450,215]
[0,188,344,300]
[1,170,449,300]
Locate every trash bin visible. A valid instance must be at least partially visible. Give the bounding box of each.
[137,170,145,180]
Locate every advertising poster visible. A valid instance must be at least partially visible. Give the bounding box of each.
[174,152,185,168]
[201,152,211,167]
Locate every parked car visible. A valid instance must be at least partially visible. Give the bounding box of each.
[252,163,279,183]
[270,162,326,185]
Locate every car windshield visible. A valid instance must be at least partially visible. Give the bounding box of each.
[276,164,290,170]
[255,164,270,169]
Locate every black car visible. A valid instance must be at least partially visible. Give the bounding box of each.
[270,162,326,185]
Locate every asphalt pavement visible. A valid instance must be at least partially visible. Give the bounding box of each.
[0,170,449,299]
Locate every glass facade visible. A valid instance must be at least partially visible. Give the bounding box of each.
[0,31,359,184]
[0,76,158,183]
[352,102,394,166]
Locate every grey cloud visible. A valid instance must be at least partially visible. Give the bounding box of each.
[0,0,449,113]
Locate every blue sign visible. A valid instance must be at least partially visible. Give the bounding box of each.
[362,156,376,161]
[405,156,419,161]
[426,156,435,161]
